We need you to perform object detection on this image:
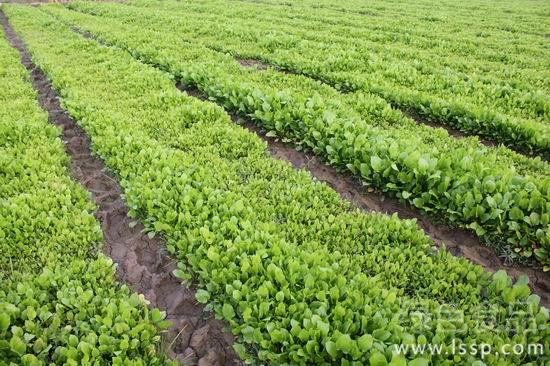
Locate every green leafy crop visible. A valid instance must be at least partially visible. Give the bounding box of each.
[124,0,550,156]
[0,257,172,365]
[45,1,550,267]
[0,23,173,366]
[3,6,547,365]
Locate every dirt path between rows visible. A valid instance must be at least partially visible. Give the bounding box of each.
[0,11,241,366]
[401,107,497,148]
[245,118,550,306]
[179,83,550,307]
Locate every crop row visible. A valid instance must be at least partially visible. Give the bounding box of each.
[128,0,548,93]
[120,0,550,155]
[129,0,547,65]
[0,20,172,366]
[43,3,550,266]
[59,1,550,179]
[5,5,548,365]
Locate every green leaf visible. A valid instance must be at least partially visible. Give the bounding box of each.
[369,351,388,366]
[151,309,165,322]
[10,335,26,356]
[357,334,373,351]
[389,354,407,366]
[325,340,337,359]
[32,337,45,353]
[68,334,79,347]
[335,333,353,354]
[173,269,191,280]
[317,320,330,336]
[195,289,210,304]
[509,207,523,220]
[222,303,235,320]
[417,157,429,173]
[26,307,37,321]
[233,343,247,358]
[371,156,383,172]
[0,313,9,331]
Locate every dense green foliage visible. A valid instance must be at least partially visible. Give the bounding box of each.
[1,258,172,366]
[107,0,550,155]
[0,24,172,366]
[0,26,101,274]
[4,6,548,365]
[42,2,550,267]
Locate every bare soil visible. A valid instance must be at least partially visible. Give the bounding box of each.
[237,58,269,70]
[1,11,241,366]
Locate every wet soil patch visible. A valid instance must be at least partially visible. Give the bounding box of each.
[1,11,241,365]
[71,26,95,39]
[236,56,314,82]
[237,58,270,70]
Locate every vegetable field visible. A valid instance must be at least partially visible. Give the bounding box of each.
[0,0,548,365]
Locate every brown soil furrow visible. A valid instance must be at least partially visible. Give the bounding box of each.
[243,118,550,305]
[401,107,498,148]
[175,82,550,306]
[0,11,240,366]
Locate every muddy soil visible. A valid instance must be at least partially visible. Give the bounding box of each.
[1,12,241,366]
[237,58,269,70]
[175,82,550,306]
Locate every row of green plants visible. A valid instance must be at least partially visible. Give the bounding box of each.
[119,0,550,155]
[5,5,548,365]
[128,0,548,93]
[43,3,550,267]
[59,1,550,178]
[0,21,173,366]
[129,0,547,66]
